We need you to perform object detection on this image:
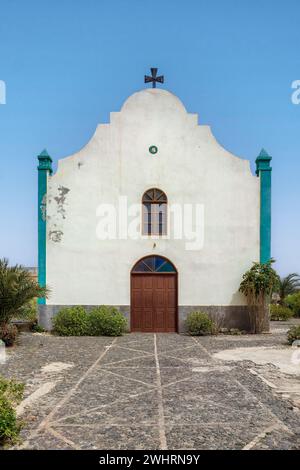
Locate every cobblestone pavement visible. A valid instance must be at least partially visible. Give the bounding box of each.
[1,324,299,450]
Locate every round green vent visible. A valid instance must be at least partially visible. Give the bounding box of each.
[149,145,158,155]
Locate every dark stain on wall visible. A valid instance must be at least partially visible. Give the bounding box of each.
[49,230,63,243]
[54,186,70,219]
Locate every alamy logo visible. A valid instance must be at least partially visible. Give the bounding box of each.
[95,196,205,251]
[0,80,6,104]
[291,340,300,365]
[291,80,300,104]
[0,340,6,364]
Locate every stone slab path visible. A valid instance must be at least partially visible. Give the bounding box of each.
[1,326,299,450]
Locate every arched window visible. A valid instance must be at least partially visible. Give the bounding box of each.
[132,255,176,273]
[142,188,167,236]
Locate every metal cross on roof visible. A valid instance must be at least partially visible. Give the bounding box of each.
[144,68,164,88]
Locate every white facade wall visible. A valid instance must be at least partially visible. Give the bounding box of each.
[45,89,260,309]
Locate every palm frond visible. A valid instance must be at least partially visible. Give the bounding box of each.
[277,273,300,302]
[0,258,50,324]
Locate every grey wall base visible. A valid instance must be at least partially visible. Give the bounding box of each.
[178,306,251,332]
[39,304,251,333]
[38,305,130,331]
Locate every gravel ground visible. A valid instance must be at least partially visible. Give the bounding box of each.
[0,320,299,450]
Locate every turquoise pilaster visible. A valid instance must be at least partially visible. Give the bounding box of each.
[37,149,52,304]
[256,148,272,264]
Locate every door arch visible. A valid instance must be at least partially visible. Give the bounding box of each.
[130,255,178,332]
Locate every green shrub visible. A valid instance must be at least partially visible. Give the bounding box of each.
[16,298,37,322]
[270,304,294,321]
[53,306,89,336]
[0,324,18,347]
[285,292,300,317]
[185,311,215,336]
[287,325,300,345]
[88,306,127,336]
[0,377,24,446]
[31,323,46,333]
[53,306,127,337]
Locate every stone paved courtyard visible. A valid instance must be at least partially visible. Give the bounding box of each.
[1,322,300,450]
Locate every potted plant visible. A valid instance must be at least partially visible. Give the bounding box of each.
[0,258,48,346]
[239,260,280,333]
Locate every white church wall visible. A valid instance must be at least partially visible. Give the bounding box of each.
[45,89,259,316]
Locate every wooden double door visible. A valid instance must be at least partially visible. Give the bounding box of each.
[131,274,177,332]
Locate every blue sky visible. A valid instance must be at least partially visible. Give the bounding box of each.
[0,0,299,275]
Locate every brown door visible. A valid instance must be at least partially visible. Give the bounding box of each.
[131,274,177,332]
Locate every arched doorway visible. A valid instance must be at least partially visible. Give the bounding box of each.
[130,255,178,332]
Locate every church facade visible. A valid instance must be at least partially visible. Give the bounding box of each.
[37,83,272,332]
